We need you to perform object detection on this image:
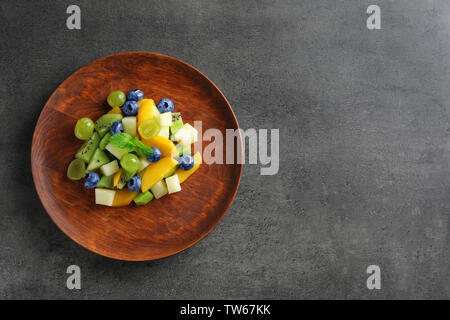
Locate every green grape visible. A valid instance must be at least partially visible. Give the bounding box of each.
[74,117,94,140]
[107,90,126,108]
[138,118,161,140]
[120,154,140,174]
[67,159,86,180]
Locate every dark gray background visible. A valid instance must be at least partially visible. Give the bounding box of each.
[0,0,449,299]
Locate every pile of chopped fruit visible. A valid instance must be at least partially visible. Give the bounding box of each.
[66,89,201,207]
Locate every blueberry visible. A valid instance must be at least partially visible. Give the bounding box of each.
[84,172,100,188]
[157,98,174,113]
[110,121,123,135]
[127,89,144,101]
[127,176,141,192]
[122,101,139,116]
[146,147,162,162]
[179,154,194,170]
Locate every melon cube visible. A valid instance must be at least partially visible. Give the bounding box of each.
[100,160,120,176]
[150,180,168,199]
[105,143,128,160]
[95,188,116,206]
[159,112,173,127]
[138,157,151,172]
[165,174,181,194]
[122,116,137,137]
[157,126,170,139]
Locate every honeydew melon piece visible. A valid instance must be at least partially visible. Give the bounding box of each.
[138,157,151,172]
[159,112,173,127]
[173,123,197,145]
[141,157,178,192]
[157,126,170,139]
[133,191,154,205]
[112,189,139,207]
[165,174,181,194]
[175,143,191,156]
[152,103,161,120]
[141,136,176,157]
[86,148,110,171]
[100,160,119,176]
[95,188,116,206]
[105,143,128,160]
[175,152,202,183]
[97,175,115,188]
[150,180,168,199]
[122,116,137,137]
[75,132,100,163]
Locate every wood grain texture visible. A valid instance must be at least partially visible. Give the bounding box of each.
[31,52,243,261]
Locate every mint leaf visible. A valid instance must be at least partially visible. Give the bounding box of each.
[133,137,155,158]
[109,133,134,152]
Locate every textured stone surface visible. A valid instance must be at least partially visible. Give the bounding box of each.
[0,0,449,299]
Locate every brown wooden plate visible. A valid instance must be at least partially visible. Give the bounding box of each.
[31,52,242,261]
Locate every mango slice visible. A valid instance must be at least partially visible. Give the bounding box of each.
[176,152,202,183]
[141,157,178,192]
[107,107,122,115]
[113,168,122,187]
[112,189,139,207]
[141,136,176,157]
[137,99,155,126]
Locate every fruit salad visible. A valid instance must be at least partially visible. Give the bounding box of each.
[66,89,201,207]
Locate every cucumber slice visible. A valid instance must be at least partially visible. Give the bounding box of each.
[95,114,123,137]
[86,148,110,171]
[97,175,115,188]
[99,133,111,150]
[133,191,154,205]
[75,132,100,163]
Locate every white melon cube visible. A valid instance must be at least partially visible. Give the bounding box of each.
[152,104,160,119]
[159,112,173,126]
[150,180,168,199]
[165,174,181,194]
[100,160,119,176]
[184,123,198,143]
[105,143,128,160]
[95,188,116,206]
[138,157,151,172]
[122,116,137,137]
[157,126,170,139]
[173,126,192,146]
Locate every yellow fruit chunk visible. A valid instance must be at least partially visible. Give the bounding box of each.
[141,136,176,157]
[176,152,202,183]
[108,107,122,115]
[137,99,154,126]
[112,189,139,207]
[141,157,178,192]
[113,168,122,187]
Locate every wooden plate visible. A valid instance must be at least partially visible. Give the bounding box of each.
[31,52,242,261]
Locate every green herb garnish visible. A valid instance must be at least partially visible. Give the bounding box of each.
[109,133,155,158]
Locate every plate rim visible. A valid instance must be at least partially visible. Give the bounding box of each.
[31,51,243,261]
